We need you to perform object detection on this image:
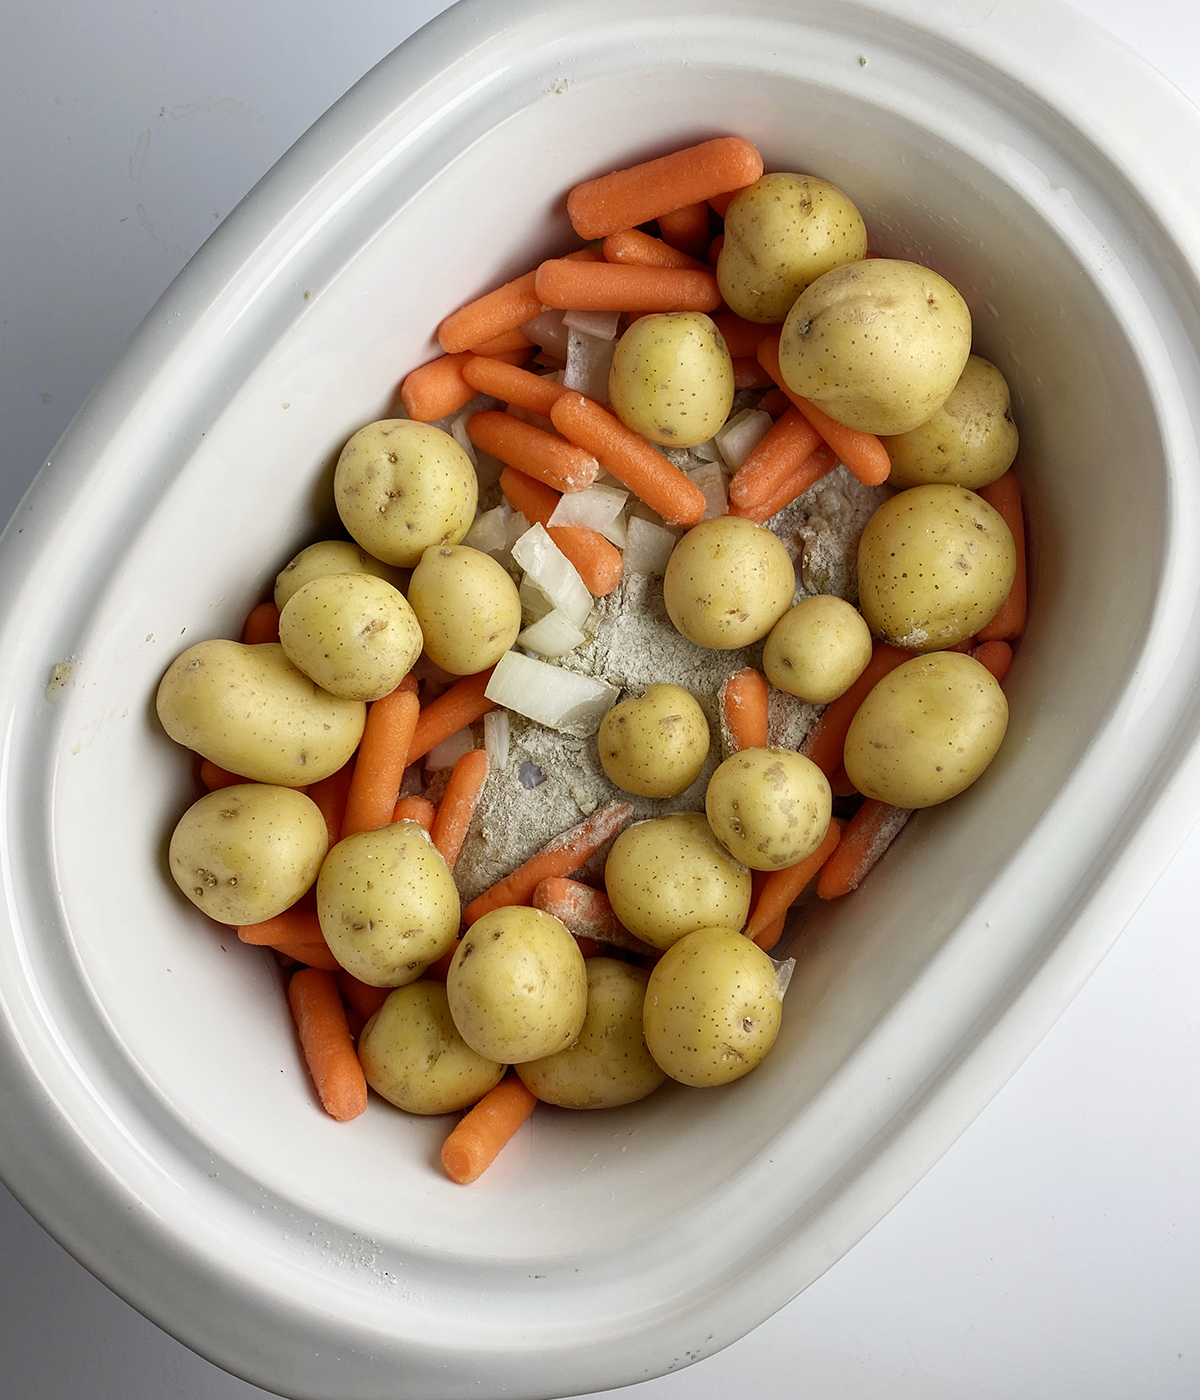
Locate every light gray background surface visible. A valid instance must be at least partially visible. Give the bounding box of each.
[2,2,1199,1397]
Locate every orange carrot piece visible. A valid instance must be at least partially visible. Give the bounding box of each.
[199,759,246,791]
[757,337,892,486]
[271,938,341,972]
[532,877,657,956]
[496,466,622,595]
[760,387,790,418]
[408,668,496,764]
[424,938,460,982]
[399,351,475,422]
[550,393,707,527]
[602,228,708,271]
[437,270,543,355]
[829,763,858,798]
[709,189,737,219]
[307,758,355,850]
[431,749,489,871]
[463,801,633,925]
[336,970,390,1022]
[441,1073,537,1184]
[711,313,772,359]
[972,638,1014,683]
[720,668,769,752]
[463,357,566,417]
[976,470,1027,640]
[707,233,725,267]
[817,800,913,899]
[466,410,599,493]
[498,464,560,525]
[728,407,822,509]
[801,642,914,778]
[287,968,367,1121]
[745,819,842,942]
[238,910,323,946]
[566,136,763,241]
[732,356,775,390]
[535,259,720,314]
[392,794,436,829]
[752,913,787,954]
[471,328,534,355]
[574,936,603,958]
[727,443,837,523]
[657,201,711,258]
[242,601,280,645]
[341,688,420,838]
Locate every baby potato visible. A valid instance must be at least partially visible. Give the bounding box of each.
[857,484,1016,651]
[334,419,478,567]
[168,784,327,925]
[643,927,783,1087]
[608,312,734,448]
[446,906,587,1064]
[881,355,1020,490]
[705,748,832,871]
[844,651,1008,807]
[357,982,505,1115]
[763,594,872,704]
[278,573,423,701]
[598,683,710,798]
[663,516,795,650]
[716,173,868,323]
[778,258,972,435]
[317,821,460,986]
[515,959,666,1109]
[274,539,407,610]
[156,640,365,786]
[407,544,521,675]
[604,812,752,951]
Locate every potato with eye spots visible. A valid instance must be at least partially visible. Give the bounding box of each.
[857,484,1016,651]
[598,683,710,798]
[663,516,795,650]
[407,544,521,675]
[274,539,408,610]
[705,748,832,871]
[334,419,478,567]
[763,594,873,704]
[608,312,734,448]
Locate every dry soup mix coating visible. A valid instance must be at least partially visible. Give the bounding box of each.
[154,136,1024,1182]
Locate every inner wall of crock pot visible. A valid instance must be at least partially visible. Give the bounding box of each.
[45,29,1166,1269]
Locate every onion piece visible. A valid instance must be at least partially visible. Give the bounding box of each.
[425,726,476,772]
[547,482,629,533]
[599,511,628,549]
[564,327,616,403]
[771,956,796,997]
[521,309,569,359]
[483,710,509,770]
[463,506,508,555]
[519,574,556,624]
[450,410,477,466]
[623,517,680,576]
[486,652,619,737]
[686,460,729,519]
[715,407,773,470]
[504,508,532,552]
[691,437,721,463]
[518,609,587,658]
[512,522,593,626]
[563,308,621,340]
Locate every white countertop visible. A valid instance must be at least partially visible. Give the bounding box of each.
[2,2,1198,1396]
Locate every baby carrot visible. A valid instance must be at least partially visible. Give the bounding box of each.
[566,136,763,240]
[829,763,858,798]
[707,233,725,266]
[242,601,280,645]
[287,968,367,1121]
[720,668,770,752]
[238,910,323,946]
[463,800,633,925]
[399,351,475,422]
[709,190,737,219]
[437,270,543,355]
[732,357,775,390]
[462,357,566,417]
[976,470,1027,640]
[341,688,420,838]
[441,1073,538,1184]
[711,313,769,359]
[497,466,623,594]
[199,759,246,791]
[471,327,534,355]
[760,387,791,418]
[424,938,460,982]
[431,749,489,871]
[602,228,708,271]
[745,818,842,944]
[408,668,497,763]
[466,411,600,493]
[392,794,436,829]
[499,464,559,525]
[336,970,390,1022]
[752,913,787,954]
[656,201,711,258]
[972,638,1014,683]
[801,642,914,778]
[271,937,340,972]
[306,757,355,850]
[728,407,822,509]
[532,877,657,956]
[817,800,913,899]
[727,443,836,523]
[534,260,720,314]
[550,393,707,527]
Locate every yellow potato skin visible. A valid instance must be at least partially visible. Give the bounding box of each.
[516,959,666,1109]
[358,982,505,1115]
[446,906,587,1064]
[317,821,460,986]
[717,173,868,324]
[663,516,796,650]
[763,594,873,704]
[334,419,478,568]
[778,258,972,435]
[604,813,752,951]
[843,651,1009,808]
[274,539,407,610]
[168,784,327,925]
[598,683,711,798]
[643,927,783,1087]
[279,573,423,701]
[407,544,521,675]
[156,640,365,786]
[857,484,1016,651]
[705,748,832,871]
[881,355,1019,490]
[608,312,734,448]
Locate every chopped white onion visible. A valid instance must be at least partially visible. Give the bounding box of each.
[518,609,587,657]
[486,652,619,737]
[599,511,628,548]
[450,410,477,466]
[512,523,593,625]
[771,956,797,997]
[563,308,621,340]
[519,574,555,623]
[521,309,569,359]
[623,516,680,576]
[547,481,629,533]
[462,505,508,555]
[715,407,774,471]
[483,710,509,770]
[686,460,729,519]
[691,437,721,463]
[425,727,476,771]
[564,327,616,403]
[504,508,532,552]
